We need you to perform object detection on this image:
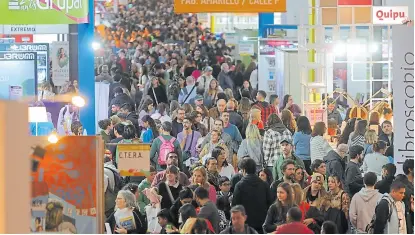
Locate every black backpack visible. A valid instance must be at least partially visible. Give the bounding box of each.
[365,195,393,234]
[104,167,125,218]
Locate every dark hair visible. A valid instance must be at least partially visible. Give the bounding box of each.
[161,121,173,132]
[287,207,302,222]
[98,119,111,130]
[157,208,171,220]
[311,159,325,173]
[166,165,179,175]
[123,183,139,194]
[178,203,197,223]
[191,218,208,234]
[120,103,134,112]
[122,124,136,139]
[142,115,159,138]
[239,158,257,175]
[211,146,228,167]
[156,102,167,115]
[267,113,283,127]
[257,90,267,99]
[296,116,312,135]
[354,120,368,136]
[269,94,279,105]
[382,163,397,177]
[194,186,209,200]
[382,120,392,128]
[205,157,217,168]
[385,146,394,157]
[258,168,274,186]
[403,159,414,175]
[328,174,341,185]
[281,94,291,109]
[179,187,194,200]
[281,159,296,173]
[217,92,228,101]
[312,122,326,137]
[216,196,231,213]
[114,123,125,136]
[114,86,124,95]
[363,172,378,186]
[219,176,230,186]
[276,182,295,207]
[349,145,364,159]
[71,121,83,135]
[339,118,358,144]
[373,141,387,152]
[230,205,247,216]
[143,99,154,112]
[390,180,406,192]
[322,221,338,234]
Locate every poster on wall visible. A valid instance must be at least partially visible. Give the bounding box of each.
[52,41,70,87]
[0,51,37,99]
[0,43,49,84]
[117,144,151,176]
[392,25,414,174]
[31,136,103,233]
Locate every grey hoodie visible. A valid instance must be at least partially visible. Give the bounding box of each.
[349,188,382,233]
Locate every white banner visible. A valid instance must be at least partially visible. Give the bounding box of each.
[373,6,409,25]
[239,43,254,55]
[392,25,414,174]
[51,41,70,86]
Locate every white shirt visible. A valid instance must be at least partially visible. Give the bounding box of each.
[219,164,235,179]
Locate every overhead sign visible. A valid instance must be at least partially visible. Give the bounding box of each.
[174,0,286,13]
[392,25,414,174]
[373,6,409,25]
[338,0,372,5]
[3,25,36,34]
[117,144,150,177]
[0,0,89,24]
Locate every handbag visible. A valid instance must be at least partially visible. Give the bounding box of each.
[182,131,194,163]
[145,204,162,233]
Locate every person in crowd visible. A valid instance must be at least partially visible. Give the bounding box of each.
[327,98,343,128]
[263,114,293,179]
[363,129,377,156]
[238,124,264,172]
[158,165,183,210]
[270,160,296,202]
[98,119,112,144]
[194,186,221,233]
[349,172,382,233]
[293,116,312,175]
[310,122,332,163]
[205,157,221,191]
[375,163,397,194]
[321,221,338,234]
[324,144,348,185]
[138,98,154,129]
[269,94,280,116]
[148,76,168,106]
[379,120,394,147]
[108,74,126,106]
[171,107,185,137]
[204,79,223,108]
[273,207,314,234]
[308,159,328,189]
[151,102,172,124]
[252,90,276,125]
[190,111,208,137]
[368,111,382,135]
[258,168,274,187]
[70,121,84,136]
[106,190,147,234]
[149,122,183,171]
[263,182,295,233]
[280,94,301,119]
[217,176,233,202]
[178,76,197,105]
[293,166,309,189]
[249,108,265,132]
[218,63,234,90]
[227,99,243,133]
[338,118,359,145]
[209,98,227,120]
[238,97,252,137]
[398,159,414,234]
[274,139,305,180]
[96,64,113,83]
[233,157,272,233]
[348,119,367,149]
[304,173,327,220]
[190,166,217,203]
[108,122,125,157]
[109,87,135,115]
[291,183,309,220]
[239,80,255,102]
[152,152,190,187]
[281,109,296,135]
[220,205,258,234]
[201,119,233,162]
[157,208,177,234]
[196,105,215,132]
[321,175,350,234]
[344,145,365,198]
[169,187,195,227]
[57,104,79,135]
[119,103,139,135]
[177,115,202,167]
[374,180,407,234]
[199,130,229,164]
[212,146,235,179]
[363,141,390,179]
[137,165,157,215]
[198,66,214,92]
[216,196,231,231]
[221,111,242,161]
[140,115,158,143]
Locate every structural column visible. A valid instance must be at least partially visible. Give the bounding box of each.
[77,0,96,134]
[258,13,274,38]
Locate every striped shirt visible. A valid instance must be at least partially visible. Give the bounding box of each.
[310,136,333,163]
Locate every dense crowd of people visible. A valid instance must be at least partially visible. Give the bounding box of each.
[90,0,415,234]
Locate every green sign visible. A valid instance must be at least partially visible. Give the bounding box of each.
[1,0,89,24]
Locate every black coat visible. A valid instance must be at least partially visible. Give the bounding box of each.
[106,208,147,234]
[171,119,183,138]
[232,174,272,232]
[379,132,394,147]
[147,86,168,106]
[375,176,395,194]
[324,150,346,185]
[344,161,364,198]
[262,204,290,233]
[228,111,243,135]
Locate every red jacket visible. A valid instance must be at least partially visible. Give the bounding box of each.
[273,222,314,234]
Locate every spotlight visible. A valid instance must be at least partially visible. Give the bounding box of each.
[48,132,58,144]
[242,36,248,41]
[92,42,101,51]
[72,95,86,107]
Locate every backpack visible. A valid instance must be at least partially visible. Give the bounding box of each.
[157,136,176,166]
[104,166,125,218]
[365,195,393,234]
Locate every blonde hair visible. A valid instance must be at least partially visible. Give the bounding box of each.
[224,88,234,99]
[249,108,261,122]
[291,183,305,205]
[365,129,378,144]
[245,124,261,142]
[192,166,208,186]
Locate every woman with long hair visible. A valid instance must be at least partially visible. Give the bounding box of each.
[258,168,274,186]
[321,175,350,234]
[281,109,297,135]
[196,104,214,132]
[151,102,172,124]
[262,182,296,233]
[203,79,222,108]
[363,129,378,157]
[363,141,390,178]
[250,108,264,132]
[138,98,155,128]
[238,80,254,101]
[238,97,252,138]
[140,115,159,143]
[189,166,217,203]
[158,165,183,210]
[238,124,264,171]
[338,118,360,145]
[368,111,382,135]
[147,76,168,106]
[280,94,302,119]
[294,166,309,189]
[348,119,367,149]
[293,116,312,175]
[169,100,180,120]
[212,146,235,179]
[310,122,332,163]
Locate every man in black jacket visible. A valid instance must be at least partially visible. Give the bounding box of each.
[232,158,272,233]
[379,120,394,147]
[324,143,348,185]
[109,87,135,116]
[345,145,364,198]
[119,103,139,137]
[375,163,396,194]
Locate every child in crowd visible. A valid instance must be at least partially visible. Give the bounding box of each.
[157,209,177,234]
[216,176,233,202]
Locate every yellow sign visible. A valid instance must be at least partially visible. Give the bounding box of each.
[174,0,286,13]
[117,144,150,177]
